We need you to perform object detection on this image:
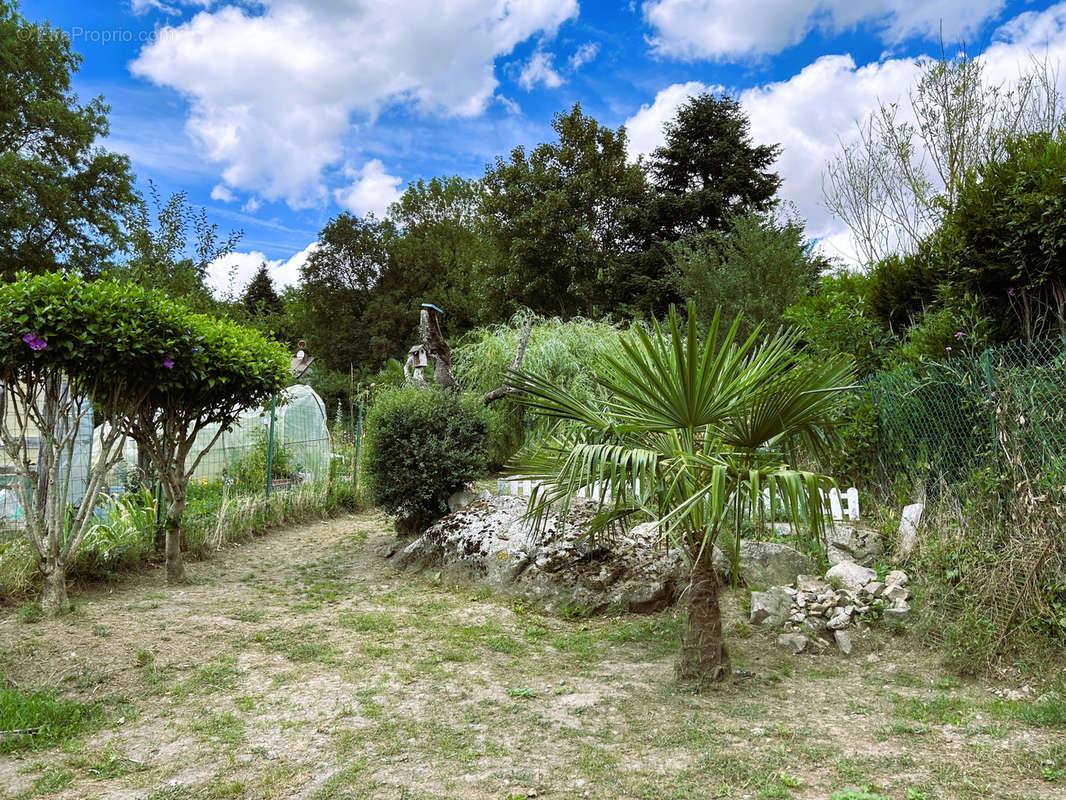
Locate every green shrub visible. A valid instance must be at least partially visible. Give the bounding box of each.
[363,387,488,533]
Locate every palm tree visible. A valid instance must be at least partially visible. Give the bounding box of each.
[508,306,854,684]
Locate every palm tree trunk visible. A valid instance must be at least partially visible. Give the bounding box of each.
[676,549,731,684]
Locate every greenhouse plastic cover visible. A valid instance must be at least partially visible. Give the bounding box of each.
[100,383,332,487]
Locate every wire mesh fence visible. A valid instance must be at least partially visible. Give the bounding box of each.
[870,337,1066,502]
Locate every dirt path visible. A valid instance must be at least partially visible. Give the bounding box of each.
[1,512,1063,800]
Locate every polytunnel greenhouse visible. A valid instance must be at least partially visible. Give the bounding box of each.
[102,383,332,489]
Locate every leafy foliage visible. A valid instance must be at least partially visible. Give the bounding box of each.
[672,209,823,339]
[0,686,100,754]
[939,130,1066,340]
[784,270,893,377]
[363,387,488,533]
[481,104,648,318]
[0,2,135,277]
[115,182,241,313]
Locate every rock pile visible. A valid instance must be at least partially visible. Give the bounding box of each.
[392,496,688,614]
[749,563,912,655]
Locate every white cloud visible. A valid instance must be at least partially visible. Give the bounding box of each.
[623,80,714,159]
[130,0,210,15]
[643,0,1006,61]
[569,41,600,70]
[130,0,577,208]
[210,183,236,202]
[242,197,262,214]
[333,159,404,218]
[518,48,565,90]
[206,242,317,298]
[630,3,1066,266]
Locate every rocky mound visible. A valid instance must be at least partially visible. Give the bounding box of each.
[390,495,835,614]
[392,495,687,614]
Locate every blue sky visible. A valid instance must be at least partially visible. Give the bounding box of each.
[18,0,1066,292]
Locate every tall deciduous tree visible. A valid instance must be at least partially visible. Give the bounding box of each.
[300,212,398,371]
[824,50,1063,266]
[118,183,242,313]
[387,176,494,335]
[481,104,648,319]
[0,2,136,278]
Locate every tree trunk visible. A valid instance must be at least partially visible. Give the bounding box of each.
[676,551,731,685]
[41,561,70,616]
[163,476,188,584]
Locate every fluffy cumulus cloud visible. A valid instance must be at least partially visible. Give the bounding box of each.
[569,41,600,70]
[630,3,1066,264]
[210,183,235,203]
[206,242,317,298]
[518,48,565,90]
[131,0,578,207]
[333,159,404,218]
[643,0,1006,61]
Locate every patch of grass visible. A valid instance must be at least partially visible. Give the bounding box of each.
[145,787,196,800]
[310,761,374,800]
[0,686,100,754]
[230,608,266,623]
[176,657,245,696]
[606,616,684,658]
[830,790,887,800]
[696,751,801,799]
[68,744,146,779]
[337,611,395,633]
[253,627,340,664]
[192,709,245,745]
[892,694,972,725]
[16,602,43,624]
[1014,693,1066,728]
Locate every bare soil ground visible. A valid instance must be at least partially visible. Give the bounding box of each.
[1,512,1063,800]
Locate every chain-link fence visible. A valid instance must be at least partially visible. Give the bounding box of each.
[869,338,1066,502]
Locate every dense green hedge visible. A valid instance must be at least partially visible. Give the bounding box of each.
[363,387,488,534]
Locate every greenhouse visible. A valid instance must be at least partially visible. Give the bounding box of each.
[100,383,332,489]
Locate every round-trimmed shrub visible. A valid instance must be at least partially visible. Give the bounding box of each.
[362,387,489,534]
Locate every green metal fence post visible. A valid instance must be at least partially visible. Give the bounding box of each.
[265,394,277,499]
[352,400,364,489]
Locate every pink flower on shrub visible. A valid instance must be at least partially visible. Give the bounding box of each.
[162,357,174,369]
[945,346,953,352]
[954,331,963,340]
[21,333,47,351]
[1008,287,1017,297]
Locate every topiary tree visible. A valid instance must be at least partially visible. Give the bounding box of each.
[0,273,179,613]
[114,313,290,583]
[363,386,488,534]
